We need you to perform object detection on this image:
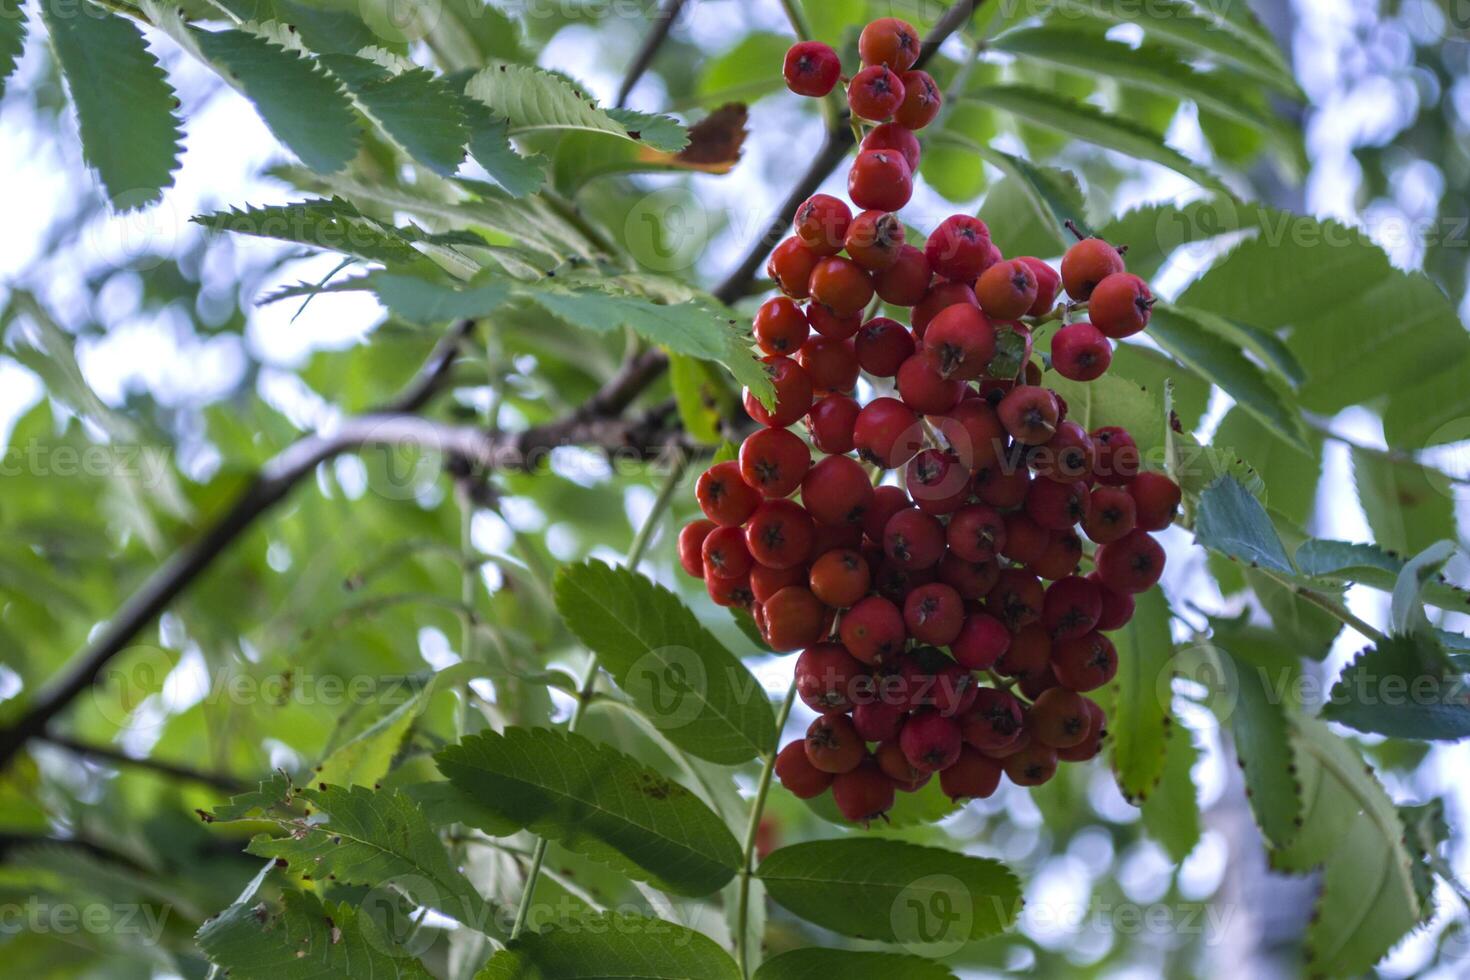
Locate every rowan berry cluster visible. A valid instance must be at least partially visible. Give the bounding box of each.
[679,19,1178,824]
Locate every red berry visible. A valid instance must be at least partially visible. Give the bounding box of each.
[1051,321,1112,382]
[739,427,811,498]
[855,317,916,377]
[918,656,979,717]
[832,761,896,822]
[796,642,865,713]
[811,521,862,556]
[951,611,1010,671]
[751,562,805,604]
[1129,471,1181,531]
[743,354,813,429]
[1003,743,1059,786]
[678,520,716,579]
[1018,257,1061,317]
[768,236,819,298]
[702,524,753,580]
[961,688,1026,752]
[859,17,920,71]
[1061,237,1126,301]
[903,582,965,646]
[847,64,906,120]
[862,122,921,172]
[754,297,810,356]
[873,245,930,306]
[808,548,871,608]
[844,210,905,271]
[1055,697,1107,762]
[862,484,911,542]
[848,148,913,212]
[1025,477,1088,531]
[905,448,969,515]
[884,506,946,570]
[900,708,963,773]
[1091,426,1141,486]
[1051,631,1119,692]
[893,69,941,129]
[707,573,754,608]
[806,303,862,340]
[925,215,993,282]
[1033,529,1083,582]
[997,385,1060,445]
[1083,485,1137,544]
[934,399,1007,474]
[896,351,965,415]
[1036,421,1096,484]
[783,41,842,97]
[805,393,861,454]
[937,554,999,600]
[801,454,874,527]
[975,259,1039,321]
[746,498,815,569]
[1095,529,1165,593]
[793,193,851,256]
[988,568,1045,632]
[808,255,874,318]
[839,594,907,664]
[852,700,905,743]
[763,585,829,652]
[697,460,760,526]
[912,281,978,339]
[875,740,930,791]
[975,448,1032,508]
[805,713,866,773]
[776,740,833,798]
[797,336,860,393]
[947,504,1005,563]
[940,745,1003,800]
[854,396,923,468]
[1090,273,1155,339]
[1042,575,1102,641]
[1090,572,1136,631]
[923,303,996,381]
[1001,513,1049,567]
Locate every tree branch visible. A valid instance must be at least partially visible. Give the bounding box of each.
[38,734,249,793]
[615,0,688,108]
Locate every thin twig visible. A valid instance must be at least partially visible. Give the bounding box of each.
[1257,568,1388,645]
[38,734,249,793]
[615,0,689,108]
[734,680,797,978]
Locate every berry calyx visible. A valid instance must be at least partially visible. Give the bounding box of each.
[743,354,813,429]
[793,194,851,256]
[976,259,1039,320]
[1090,273,1155,339]
[848,149,914,212]
[894,69,941,129]
[805,714,866,773]
[844,210,906,270]
[739,426,810,498]
[847,64,906,121]
[696,460,760,527]
[832,761,896,822]
[1095,529,1166,594]
[1051,321,1112,382]
[754,297,810,355]
[925,215,993,282]
[783,41,842,97]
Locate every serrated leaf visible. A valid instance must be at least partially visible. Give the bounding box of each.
[208,770,298,822]
[142,6,361,174]
[963,85,1231,194]
[193,198,442,268]
[1323,633,1470,741]
[467,64,686,151]
[1391,540,1459,636]
[756,839,1020,945]
[1353,449,1457,558]
[555,560,775,764]
[265,270,514,325]
[1213,408,1320,527]
[1,0,26,101]
[460,100,547,197]
[403,780,519,837]
[436,726,742,896]
[1045,361,1167,460]
[1271,716,1421,976]
[1194,475,1293,573]
[1095,197,1266,281]
[320,56,467,176]
[754,949,957,980]
[476,911,739,979]
[42,0,182,208]
[668,353,731,446]
[247,785,498,933]
[951,135,1089,255]
[1048,0,1299,95]
[198,889,434,979]
[1140,716,1201,861]
[1108,588,1174,803]
[1148,305,1307,450]
[1294,539,1470,612]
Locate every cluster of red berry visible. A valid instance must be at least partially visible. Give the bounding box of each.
[677,19,1180,824]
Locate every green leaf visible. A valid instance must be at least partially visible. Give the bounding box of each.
[754,949,957,980]
[668,354,732,446]
[467,64,687,152]
[992,26,1300,160]
[698,32,788,105]
[1045,361,1166,461]
[1110,345,1210,433]
[1271,716,1421,976]
[144,6,361,175]
[555,561,775,764]
[1391,540,1459,636]
[964,139,1089,256]
[1194,475,1293,573]
[436,726,742,896]
[1178,211,1470,448]
[1048,0,1299,95]
[247,785,498,933]
[1213,408,1320,527]
[1107,588,1175,803]
[1139,717,1201,861]
[198,889,434,979]
[1,0,26,101]
[403,780,519,837]
[461,102,547,197]
[1295,539,1470,612]
[476,912,739,980]
[1212,626,1302,848]
[1353,449,1457,558]
[320,56,468,176]
[41,0,182,208]
[193,199,443,268]
[208,770,298,823]
[963,85,1231,194]
[756,839,1020,946]
[1323,633,1470,741]
[803,770,959,829]
[1096,197,1263,282]
[1148,305,1307,450]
